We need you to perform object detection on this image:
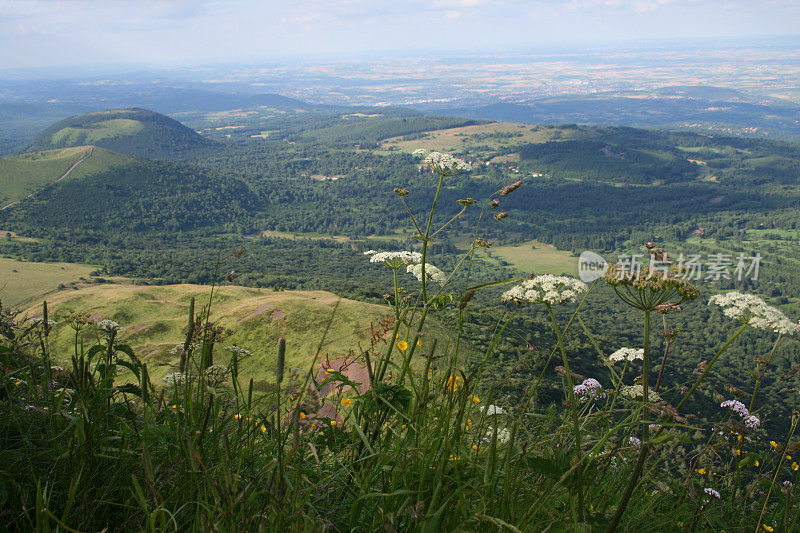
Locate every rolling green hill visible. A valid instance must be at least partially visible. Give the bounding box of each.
[22,282,458,384]
[0,146,136,207]
[25,108,214,158]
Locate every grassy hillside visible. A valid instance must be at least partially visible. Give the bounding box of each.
[0,257,98,307]
[26,108,214,158]
[21,283,456,384]
[0,146,136,207]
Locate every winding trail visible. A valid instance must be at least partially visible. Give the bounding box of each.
[0,145,93,211]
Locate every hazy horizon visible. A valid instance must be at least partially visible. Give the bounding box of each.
[2,0,799,75]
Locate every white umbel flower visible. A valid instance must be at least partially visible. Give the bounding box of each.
[608,347,644,365]
[96,319,125,334]
[501,274,587,306]
[364,250,423,269]
[479,405,507,416]
[406,263,447,285]
[413,149,472,174]
[621,384,661,402]
[709,291,799,336]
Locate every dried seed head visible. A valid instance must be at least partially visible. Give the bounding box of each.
[457,197,477,207]
[394,187,410,197]
[490,199,500,209]
[498,180,523,197]
[493,212,509,221]
[234,247,246,258]
[474,237,492,248]
[227,270,238,282]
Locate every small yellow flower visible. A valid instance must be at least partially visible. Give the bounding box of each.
[788,455,792,460]
[246,417,253,422]
[299,412,306,420]
[472,395,480,403]
[401,424,406,429]
[397,340,409,351]
[735,449,741,456]
[234,413,242,420]
[792,462,799,471]
[13,380,22,386]
[738,435,743,442]
[417,340,423,347]
[771,441,779,449]
[341,398,352,408]
[311,422,316,428]
[330,420,338,426]
[325,368,335,374]
[696,468,706,475]
[755,460,760,467]
[259,425,267,433]
[472,444,478,451]
[763,525,774,532]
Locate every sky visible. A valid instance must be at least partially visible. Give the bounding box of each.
[1,0,799,71]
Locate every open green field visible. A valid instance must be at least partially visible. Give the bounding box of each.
[0,146,135,207]
[480,239,578,275]
[50,118,144,145]
[20,283,456,384]
[380,123,585,157]
[0,257,97,307]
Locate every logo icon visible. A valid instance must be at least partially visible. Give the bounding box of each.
[578,251,608,282]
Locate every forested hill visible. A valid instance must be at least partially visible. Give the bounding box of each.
[25,108,214,158]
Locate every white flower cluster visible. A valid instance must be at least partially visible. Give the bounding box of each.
[162,372,188,385]
[226,345,254,358]
[720,399,761,428]
[28,317,57,326]
[365,250,447,287]
[501,274,587,306]
[628,436,641,448]
[608,347,644,365]
[487,426,511,443]
[413,149,472,174]
[573,378,604,402]
[620,384,661,402]
[703,487,721,499]
[406,263,447,285]
[479,404,507,416]
[709,291,799,335]
[171,343,186,355]
[364,250,422,269]
[204,364,229,385]
[96,319,125,334]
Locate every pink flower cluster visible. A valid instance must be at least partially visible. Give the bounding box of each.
[720,399,761,428]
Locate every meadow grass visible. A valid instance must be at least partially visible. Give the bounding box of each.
[0,257,97,307]
[50,118,145,145]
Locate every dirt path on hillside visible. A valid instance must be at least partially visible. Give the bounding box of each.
[1,146,93,211]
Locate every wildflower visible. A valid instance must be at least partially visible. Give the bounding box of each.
[784,481,793,487]
[28,317,57,327]
[162,372,188,386]
[259,425,267,433]
[472,395,480,403]
[493,211,509,221]
[720,399,749,418]
[735,449,741,456]
[96,319,124,334]
[744,415,761,429]
[709,291,799,335]
[487,427,511,443]
[603,261,699,310]
[204,364,229,385]
[501,274,587,306]
[234,414,242,420]
[621,385,661,402]
[771,441,779,449]
[696,468,706,475]
[703,488,721,499]
[608,347,644,365]
[655,302,682,314]
[479,405,507,416]
[397,341,409,351]
[364,250,423,269]
[573,378,604,402]
[406,262,447,285]
[225,345,254,358]
[628,436,641,448]
[299,412,306,420]
[472,444,478,451]
[414,150,472,175]
[171,343,186,355]
[755,460,760,467]
[341,398,352,408]
[763,525,774,532]
[792,462,798,471]
[330,420,338,427]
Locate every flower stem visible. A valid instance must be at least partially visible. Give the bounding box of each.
[548,304,584,523]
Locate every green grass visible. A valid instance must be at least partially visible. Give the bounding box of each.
[22,283,457,384]
[480,239,578,275]
[0,257,97,307]
[50,118,144,145]
[0,146,135,206]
